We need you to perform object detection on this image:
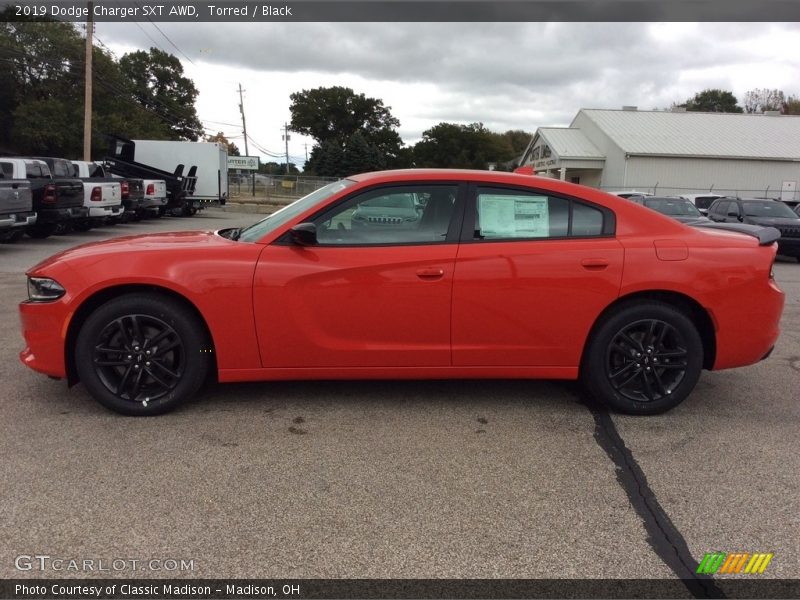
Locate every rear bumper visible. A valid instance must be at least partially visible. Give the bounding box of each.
[88,204,124,219]
[141,196,168,209]
[37,206,89,224]
[0,212,37,229]
[712,278,785,370]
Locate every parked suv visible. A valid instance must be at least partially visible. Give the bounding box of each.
[680,193,724,215]
[707,197,800,261]
[628,195,709,224]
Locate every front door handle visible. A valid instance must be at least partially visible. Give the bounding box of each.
[581,258,609,270]
[416,267,445,280]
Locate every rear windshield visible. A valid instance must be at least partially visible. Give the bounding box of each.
[742,201,798,219]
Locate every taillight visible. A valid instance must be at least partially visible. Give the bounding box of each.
[90,186,102,202]
[43,184,57,203]
[120,181,129,199]
[146,183,154,195]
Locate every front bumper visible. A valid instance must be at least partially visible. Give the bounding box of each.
[777,237,800,257]
[19,299,70,379]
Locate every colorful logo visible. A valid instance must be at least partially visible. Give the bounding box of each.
[697,552,773,575]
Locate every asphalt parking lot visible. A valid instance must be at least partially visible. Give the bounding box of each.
[0,209,798,592]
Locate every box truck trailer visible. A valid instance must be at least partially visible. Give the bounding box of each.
[132,140,228,208]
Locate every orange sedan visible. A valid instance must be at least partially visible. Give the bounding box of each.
[19,170,784,416]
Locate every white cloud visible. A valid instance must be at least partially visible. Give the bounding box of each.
[97,21,800,166]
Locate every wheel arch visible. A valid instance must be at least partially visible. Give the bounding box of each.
[65,284,217,386]
[580,290,716,373]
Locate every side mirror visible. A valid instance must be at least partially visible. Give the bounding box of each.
[289,222,317,246]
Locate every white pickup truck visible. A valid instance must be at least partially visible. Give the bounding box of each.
[35,157,123,231]
[141,179,168,216]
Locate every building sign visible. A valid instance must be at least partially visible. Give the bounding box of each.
[227,155,260,170]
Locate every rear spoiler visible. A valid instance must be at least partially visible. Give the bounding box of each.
[691,222,781,246]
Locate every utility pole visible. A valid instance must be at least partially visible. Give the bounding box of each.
[238,83,254,196]
[82,2,93,161]
[304,143,308,163]
[282,123,290,174]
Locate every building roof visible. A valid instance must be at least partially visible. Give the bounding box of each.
[576,109,800,160]
[536,128,604,159]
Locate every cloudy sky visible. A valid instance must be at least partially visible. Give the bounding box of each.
[98,22,800,166]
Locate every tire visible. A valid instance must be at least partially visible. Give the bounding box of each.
[26,223,56,239]
[0,229,25,243]
[581,301,703,415]
[74,293,211,416]
[71,220,92,232]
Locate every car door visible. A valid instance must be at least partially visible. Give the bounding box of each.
[253,183,465,368]
[451,185,624,367]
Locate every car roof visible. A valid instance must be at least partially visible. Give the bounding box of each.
[347,168,547,184]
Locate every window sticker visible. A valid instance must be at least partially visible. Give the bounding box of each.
[479,195,550,238]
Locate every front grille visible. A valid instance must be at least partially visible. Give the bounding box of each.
[778,226,800,238]
[367,216,403,224]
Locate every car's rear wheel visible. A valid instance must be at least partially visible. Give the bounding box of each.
[581,302,703,415]
[0,229,25,243]
[75,294,211,416]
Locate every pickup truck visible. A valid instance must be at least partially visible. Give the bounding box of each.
[141,179,168,216]
[0,158,85,239]
[34,157,122,231]
[0,166,36,243]
[71,160,144,223]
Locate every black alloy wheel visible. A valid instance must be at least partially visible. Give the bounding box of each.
[75,293,210,415]
[605,319,688,403]
[92,314,185,404]
[582,302,703,414]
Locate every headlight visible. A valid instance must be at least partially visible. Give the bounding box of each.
[27,277,66,302]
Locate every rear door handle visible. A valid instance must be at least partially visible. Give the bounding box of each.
[581,258,609,270]
[416,267,445,280]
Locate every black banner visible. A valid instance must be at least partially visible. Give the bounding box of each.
[3,579,800,599]
[2,0,800,22]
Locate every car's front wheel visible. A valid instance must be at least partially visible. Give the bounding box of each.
[75,293,211,416]
[581,302,703,415]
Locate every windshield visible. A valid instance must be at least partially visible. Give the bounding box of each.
[237,179,355,242]
[742,201,798,219]
[359,194,415,209]
[644,198,702,216]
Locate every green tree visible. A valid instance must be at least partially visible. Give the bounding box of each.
[0,18,198,156]
[205,131,240,155]
[289,86,409,175]
[412,122,516,169]
[783,96,800,115]
[678,89,743,113]
[119,48,203,140]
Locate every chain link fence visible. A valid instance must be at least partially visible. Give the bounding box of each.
[597,183,798,201]
[228,173,339,202]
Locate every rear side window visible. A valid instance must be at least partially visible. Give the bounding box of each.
[0,162,12,178]
[474,187,607,240]
[25,162,45,178]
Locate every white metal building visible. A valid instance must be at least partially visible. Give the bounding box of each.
[518,108,800,200]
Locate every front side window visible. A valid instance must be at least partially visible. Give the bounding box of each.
[473,187,606,240]
[237,179,354,242]
[313,185,458,245]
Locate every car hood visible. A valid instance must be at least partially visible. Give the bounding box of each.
[28,230,228,273]
[744,216,800,227]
